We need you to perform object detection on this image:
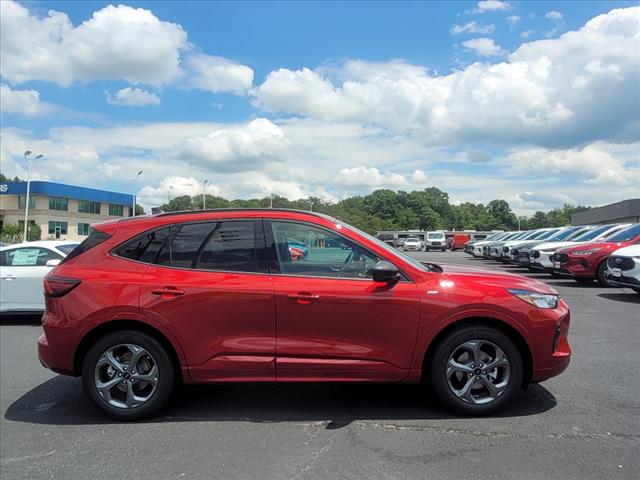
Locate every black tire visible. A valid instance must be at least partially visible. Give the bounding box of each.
[632,287,640,294]
[441,248,446,252]
[596,261,613,287]
[425,247,430,252]
[429,325,523,416]
[81,330,176,421]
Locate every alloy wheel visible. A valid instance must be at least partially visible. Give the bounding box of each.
[446,339,510,405]
[94,344,159,409]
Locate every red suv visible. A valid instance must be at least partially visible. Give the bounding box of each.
[38,209,571,420]
[552,224,640,286]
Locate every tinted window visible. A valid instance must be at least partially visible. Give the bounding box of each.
[197,221,258,272]
[116,221,258,272]
[117,227,173,264]
[270,221,379,279]
[604,224,640,242]
[61,230,112,264]
[155,223,213,268]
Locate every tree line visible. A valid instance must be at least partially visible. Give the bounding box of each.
[159,187,591,234]
[0,173,592,236]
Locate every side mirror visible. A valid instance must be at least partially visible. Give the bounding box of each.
[372,261,400,283]
[46,259,61,267]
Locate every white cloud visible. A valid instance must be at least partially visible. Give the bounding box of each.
[253,7,640,147]
[462,37,507,56]
[185,53,254,94]
[0,1,253,96]
[520,29,534,38]
[0,1,187,86]
[178,118,288,171]
[474,1,511,13]
[504,142,640,187]
[546,11,563,22]
[337,166,408,188]
[106,87,160,107]
[450,21,495,35]
[506,15,520,27]
[0,83,56,116]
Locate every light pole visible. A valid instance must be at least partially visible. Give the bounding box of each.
[129,170,143,216]
[203,180,210,210]
[270,194,274,209]
[23,151,43,242]
[308,199,314,212]
[518,217,521,231]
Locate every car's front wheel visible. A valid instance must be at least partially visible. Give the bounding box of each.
[81,330,175,421]
[596,261,613,287]
[429,325,523,415]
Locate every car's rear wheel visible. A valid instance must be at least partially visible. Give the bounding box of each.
[81,330,175,421]
[429,325,523,415]
[596,261,613,287]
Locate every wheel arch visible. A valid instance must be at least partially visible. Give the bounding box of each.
[421,316,533,387]
[73,319,184,382]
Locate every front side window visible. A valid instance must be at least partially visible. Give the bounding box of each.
[116,220,259,273]
[0,247,60,266]
[109,204,124,216]
[269,221,379,279]
[605,224,640,242]
[49,197,68,211]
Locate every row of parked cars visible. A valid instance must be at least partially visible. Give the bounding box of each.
[464,223,640,293]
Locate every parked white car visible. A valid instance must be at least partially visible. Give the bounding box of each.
[403,237,423,251]
[425,231,446,251]
[0,241,79,313]
[530,224,631,271]
[605,244,640,293]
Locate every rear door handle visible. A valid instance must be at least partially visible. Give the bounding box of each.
[151,287,185,298]
[1,274,16,280]
[287,292,320,304]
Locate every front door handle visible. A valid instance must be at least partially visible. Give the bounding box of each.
[1,274,16,280]
[151,287,185,298]
[287,292,320,304]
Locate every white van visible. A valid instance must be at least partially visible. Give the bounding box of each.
[425,231,446,251]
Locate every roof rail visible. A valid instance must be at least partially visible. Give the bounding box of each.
[154,207,331,220]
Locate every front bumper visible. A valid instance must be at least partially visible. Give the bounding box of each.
[530,301,572,383]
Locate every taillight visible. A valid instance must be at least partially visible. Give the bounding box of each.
[44,275,81,298]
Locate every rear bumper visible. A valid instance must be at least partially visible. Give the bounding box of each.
[38,328,76,376]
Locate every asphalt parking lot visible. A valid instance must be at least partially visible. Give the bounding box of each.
[1,250,638,480]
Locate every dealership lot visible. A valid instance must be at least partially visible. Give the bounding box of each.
[1,250,638,480]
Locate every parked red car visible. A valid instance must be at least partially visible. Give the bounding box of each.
[38,209,571,420]
[451,234,471,251]
[551,224,640,286]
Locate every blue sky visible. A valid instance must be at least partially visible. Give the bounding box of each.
[1,0,639,212]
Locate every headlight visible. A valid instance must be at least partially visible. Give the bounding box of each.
[507,288,559,309]
[571,247,601,256]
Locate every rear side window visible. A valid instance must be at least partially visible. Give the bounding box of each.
[60,230,112,264]
[116,221,259,273]
[0,247,61,266]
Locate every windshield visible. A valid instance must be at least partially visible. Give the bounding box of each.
[525,230,550,240]
[534,228,561,240]
[604,224,640,242]
[427,233,444,239]
[406,237,420,242]
[546,227,579,241]
[57,243,79,255]
[573,225,615,241]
